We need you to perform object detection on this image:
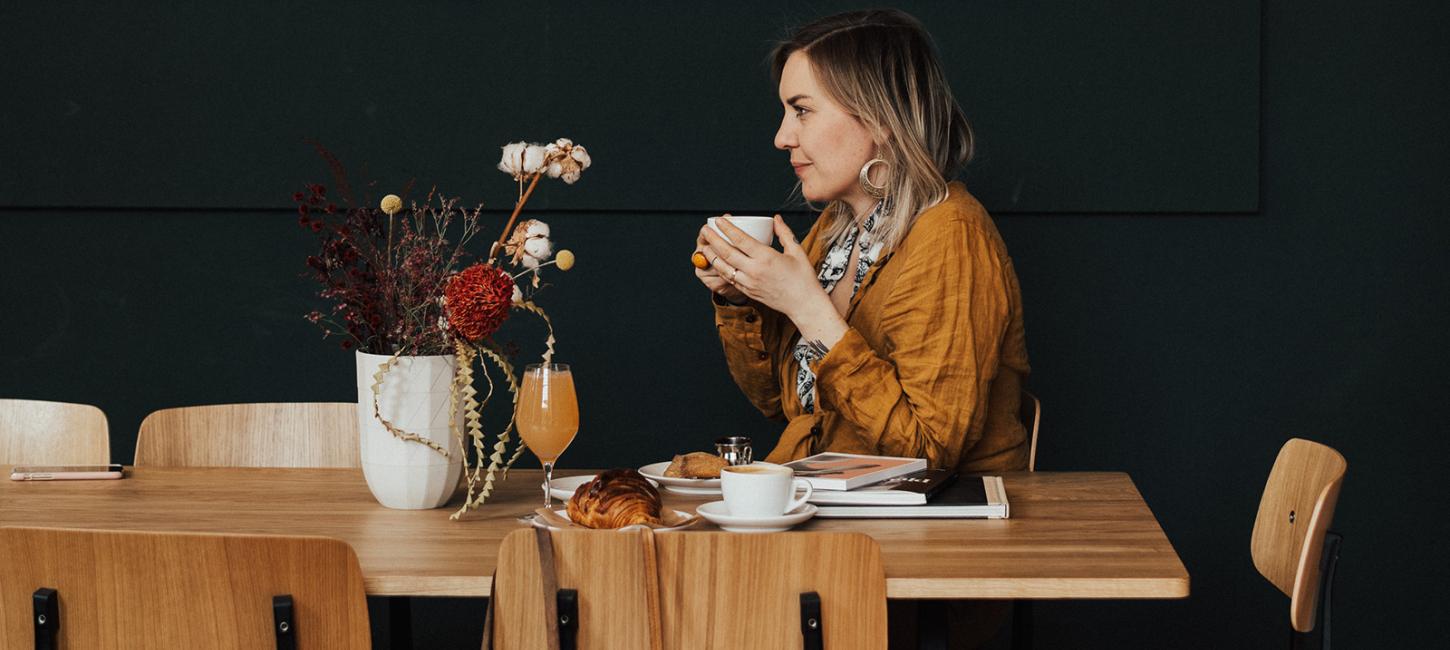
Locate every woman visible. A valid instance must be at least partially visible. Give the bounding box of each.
[695,9,1030,477]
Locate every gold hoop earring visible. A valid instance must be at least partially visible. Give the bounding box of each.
[858,158,890,199]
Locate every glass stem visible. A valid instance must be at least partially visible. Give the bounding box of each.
[542,461,554,508]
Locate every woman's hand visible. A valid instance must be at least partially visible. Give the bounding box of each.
[693,222,749,305]
[700,216,842,335]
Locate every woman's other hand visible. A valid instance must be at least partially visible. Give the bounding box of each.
[694,219,749,305]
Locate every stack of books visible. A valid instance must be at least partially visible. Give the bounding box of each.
[782,452,1009,519]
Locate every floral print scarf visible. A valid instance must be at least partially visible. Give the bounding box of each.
[793,203,884,414]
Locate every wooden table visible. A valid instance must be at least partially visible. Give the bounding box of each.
[0,466,1188,600]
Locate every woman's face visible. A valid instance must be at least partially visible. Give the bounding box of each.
[774,51,879,206]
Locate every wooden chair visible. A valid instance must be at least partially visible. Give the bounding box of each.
[0,526,370,648]
[135,402,359,468]
[0,398,109,465]
[1251,438,1347,649]
[488,528,888,649]
[1020,390,1041,471]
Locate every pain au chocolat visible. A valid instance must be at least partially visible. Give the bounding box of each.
[566,468,663,529]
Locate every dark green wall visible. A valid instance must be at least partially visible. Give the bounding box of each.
[3,1,1446,647]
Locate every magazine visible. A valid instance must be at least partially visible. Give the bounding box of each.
[782,452,928,490]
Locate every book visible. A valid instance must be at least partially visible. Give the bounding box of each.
[806,469,957,506]
[812,475,1010,519]
[782,452,928,491]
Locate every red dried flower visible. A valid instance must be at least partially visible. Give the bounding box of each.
[298,205,309,217]
[293,192,305,202]
[444,263,514,343]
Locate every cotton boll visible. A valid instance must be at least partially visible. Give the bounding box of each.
[498,142,527,177]
[545,161,564,179]
[522,145,547,174]
[520,221,554,268]
[561,169,581,184]
[570,146,591,169]
[511,285,523,303]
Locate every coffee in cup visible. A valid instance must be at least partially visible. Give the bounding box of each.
[720,462,812,517]
[707,215,775,246]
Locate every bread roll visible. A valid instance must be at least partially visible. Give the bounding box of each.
[566,468,663,529]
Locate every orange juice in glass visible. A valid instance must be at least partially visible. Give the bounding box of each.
[516,363,579,507]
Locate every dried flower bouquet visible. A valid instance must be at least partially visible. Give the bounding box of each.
[298,139,590,518]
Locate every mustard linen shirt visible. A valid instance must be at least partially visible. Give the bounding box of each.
[714,183,1031,473]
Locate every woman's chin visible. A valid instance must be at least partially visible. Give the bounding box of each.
[799,184,829,203]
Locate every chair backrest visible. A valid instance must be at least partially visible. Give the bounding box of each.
[0,398,109,465]
[490,529,887,650]
[493,527,663,649]
[1020,390,1041,471]
[656,531,887,649]
[135,402,359,468]
[1250,438,1347,633]
[0,526,370,648]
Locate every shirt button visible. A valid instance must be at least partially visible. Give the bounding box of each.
[744,313,757,323]
[757,351,769,361]
[810,425,822,436]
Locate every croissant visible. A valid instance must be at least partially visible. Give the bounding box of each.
[567,468,663,529]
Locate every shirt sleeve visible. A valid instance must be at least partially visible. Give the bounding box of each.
[715,296,786,420]
[810,218,1011,468]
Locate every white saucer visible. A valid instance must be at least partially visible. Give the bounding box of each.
[544,474,659,501]
[695,501,818,533]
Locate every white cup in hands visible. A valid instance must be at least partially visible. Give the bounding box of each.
[708,215,776,246]
[720,462,813,517]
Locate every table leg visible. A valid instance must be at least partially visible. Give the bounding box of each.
[390,596,413,650]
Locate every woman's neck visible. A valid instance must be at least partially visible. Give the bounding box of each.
[842,195,880,225]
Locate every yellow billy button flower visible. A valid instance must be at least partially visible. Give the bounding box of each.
[555,249,575,271]
[380,194,403,216]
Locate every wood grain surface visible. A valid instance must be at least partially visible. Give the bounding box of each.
[0,398,110,465]
[0,466,1188,600]
[0,526,370,648]
[134,402,360,468]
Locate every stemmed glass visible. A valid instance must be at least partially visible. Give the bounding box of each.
[516,363,579,508]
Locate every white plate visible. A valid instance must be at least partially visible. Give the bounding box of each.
[530,506,699,532]
[638,461,722,488]
[661,484,723,496]
[543,474,660,501]
[696,501,818,533]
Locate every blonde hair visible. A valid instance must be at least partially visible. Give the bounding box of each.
[772,9,974,253]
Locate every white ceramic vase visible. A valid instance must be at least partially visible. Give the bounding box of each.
[355,351,464,510]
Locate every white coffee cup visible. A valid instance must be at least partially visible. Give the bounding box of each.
[707,215,775,246]
[720,462,813,517]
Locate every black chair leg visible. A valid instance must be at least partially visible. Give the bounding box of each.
[1317,532,1341,650]
[1012,600,1033,650]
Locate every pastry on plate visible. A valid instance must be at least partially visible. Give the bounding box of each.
[567,468,663,529]
[663,451,730,479]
